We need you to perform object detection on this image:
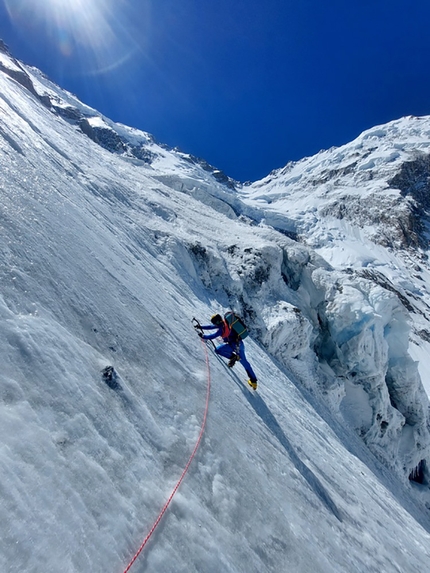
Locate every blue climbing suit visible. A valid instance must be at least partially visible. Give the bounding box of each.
[200,321,257,382]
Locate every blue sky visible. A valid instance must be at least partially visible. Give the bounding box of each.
[1,0,430,182]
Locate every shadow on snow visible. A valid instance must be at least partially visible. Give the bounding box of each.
[215,354,343,523]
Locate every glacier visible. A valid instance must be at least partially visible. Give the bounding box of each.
[0,41,430,572]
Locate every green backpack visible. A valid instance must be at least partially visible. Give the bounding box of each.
[224,311,249,340]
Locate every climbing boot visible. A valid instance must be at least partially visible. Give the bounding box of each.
[247,378,258,390]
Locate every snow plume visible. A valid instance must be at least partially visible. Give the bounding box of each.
[1,45,430,572]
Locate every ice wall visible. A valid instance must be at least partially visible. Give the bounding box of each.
[188,237,430,485]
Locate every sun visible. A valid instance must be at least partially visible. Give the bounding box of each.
[5,0,111,52]
[4,0,147,73]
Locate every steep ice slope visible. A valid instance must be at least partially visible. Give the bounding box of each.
[1,45,430,572]
[241,116,430,484]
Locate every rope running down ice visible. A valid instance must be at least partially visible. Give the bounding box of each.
[121,337,211,573]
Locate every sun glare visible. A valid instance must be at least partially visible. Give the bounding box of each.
[4,0,147,73]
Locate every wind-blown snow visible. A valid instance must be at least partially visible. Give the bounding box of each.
[0,44,430,572]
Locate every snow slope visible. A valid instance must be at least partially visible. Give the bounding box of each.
[241,117,430,398]
[1,44,430,572]
[241,115,430,485]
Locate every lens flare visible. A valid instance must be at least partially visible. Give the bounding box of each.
[4,0,150,75]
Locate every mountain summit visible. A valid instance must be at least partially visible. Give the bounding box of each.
[1,43,430,572]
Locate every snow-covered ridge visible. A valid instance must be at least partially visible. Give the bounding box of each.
[1,42,430,571]
[242,110,430,410]
[243,116,430,250]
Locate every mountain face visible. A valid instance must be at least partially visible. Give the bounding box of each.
[241,116,430,483]
[239,117,430,474]
[243,117,430,249]
[1,41,430,572]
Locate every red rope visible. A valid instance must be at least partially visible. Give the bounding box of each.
[122,339,211,573]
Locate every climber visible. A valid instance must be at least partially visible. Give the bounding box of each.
[195,313,258,390]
